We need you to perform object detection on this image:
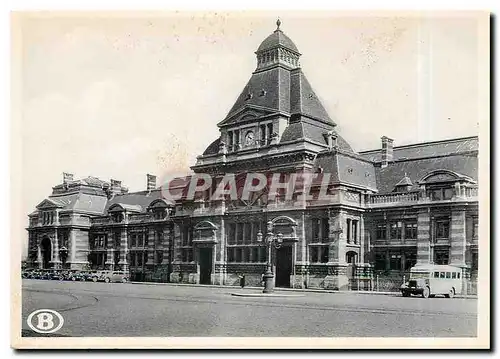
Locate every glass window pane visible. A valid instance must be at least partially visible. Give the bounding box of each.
[321,247,329,263]
[444,188,453,199]
[310,247,318,263]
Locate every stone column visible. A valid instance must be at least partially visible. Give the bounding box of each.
[450,209,467,266]
[416,208,431,264]
[328,212,347,264]
[69,229,76,264]
[51,231,61,269]
[162,226,170,263]
[105,233,114,270]
[147,227,155,266]
[293,212,308,289]
[118,229,129,272]
[215,217,226,285]
[325,211,348,290]
[37,238,42,269]
[359,216,365,263]
[169,222,182,283]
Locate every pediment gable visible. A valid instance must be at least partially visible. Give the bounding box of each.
[148,198,173,210]
[36,198,63,210]
[217,105,277,127]
[418,169,475,184]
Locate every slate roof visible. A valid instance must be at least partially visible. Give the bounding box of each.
[222,68,334,125]
[104,189,172,213]
[109,203,143,212]
[257,29,300,53]
[395,174,413,187]
[45,193,108,214]
[223,66,291,119]
[80,176,108,187]
[292,71,334,124]
[201,28,343,157]
[375,153,478,194]
[313,152,377,191]
[280,120,354,153]
[203,138,220,155]
[358,136,478,162]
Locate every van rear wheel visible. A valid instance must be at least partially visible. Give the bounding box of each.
[422,287,430,299]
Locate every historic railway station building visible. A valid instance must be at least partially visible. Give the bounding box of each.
[26,22,479,292]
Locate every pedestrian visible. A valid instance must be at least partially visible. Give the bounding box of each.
[238,273,246,288]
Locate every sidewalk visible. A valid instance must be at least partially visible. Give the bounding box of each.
[129,281,477,299]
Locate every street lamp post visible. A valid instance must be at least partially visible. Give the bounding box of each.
[256,221,283,294]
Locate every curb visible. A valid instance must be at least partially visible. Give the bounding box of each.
[129,281,477,299]
[230,292,304,298]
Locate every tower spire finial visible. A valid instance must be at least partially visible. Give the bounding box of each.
[276,18,281,31]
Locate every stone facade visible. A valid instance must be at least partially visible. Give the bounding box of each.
[25,22,479,293]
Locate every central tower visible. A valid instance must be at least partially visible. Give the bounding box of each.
[193,20,353,174]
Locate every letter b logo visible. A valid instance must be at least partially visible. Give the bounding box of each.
[27,309,64,334]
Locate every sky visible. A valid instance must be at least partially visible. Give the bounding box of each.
[13,11,486,228]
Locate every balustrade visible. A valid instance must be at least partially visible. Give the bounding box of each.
[370,192,419,205]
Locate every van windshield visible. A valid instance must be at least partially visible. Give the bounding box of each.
[410,272,429,279]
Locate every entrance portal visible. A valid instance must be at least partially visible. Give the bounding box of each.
[275,246,292,288]
[199,247,213,285]
[41,237,52,269]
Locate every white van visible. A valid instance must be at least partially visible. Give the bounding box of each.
[400,264,463,298]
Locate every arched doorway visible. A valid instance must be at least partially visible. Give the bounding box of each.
[41,237,52,269]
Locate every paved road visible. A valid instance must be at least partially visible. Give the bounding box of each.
[21,279,477,337]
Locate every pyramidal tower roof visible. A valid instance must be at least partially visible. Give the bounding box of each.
[219,19,336,127]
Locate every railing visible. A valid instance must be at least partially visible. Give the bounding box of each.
[370,186,478,207]
[92,217,110,225]
[192,200,226,215]
[370,192,419,205]
[269,196,296,209]
[129,213,152,223]
[464,187,478,197]
[58,217,72,226]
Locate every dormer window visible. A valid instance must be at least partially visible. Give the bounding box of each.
[111,212,124,223]
[394,173,413,192]
[153,209,167,220]
[428,187,454,201]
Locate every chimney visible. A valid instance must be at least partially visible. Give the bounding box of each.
[324,131,338,150]
[147,174,157,191]
[381,136,394,168]
[63,172,74,184]
[110,179,122,195]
